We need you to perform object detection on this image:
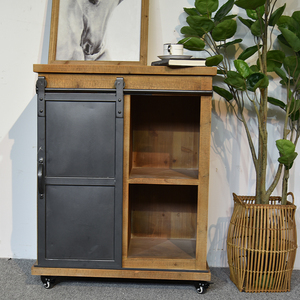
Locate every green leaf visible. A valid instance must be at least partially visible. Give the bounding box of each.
[246,72,269,91]
[292,11,300,23]
[184,7,199,16]
[221,14,237,21]
[224,71,246,90]
[268,97,286,110]
[277,16,299,33]
[206,54,224,66]
[234,59,253,78]
[238,17,254,29]
[266,50,285,72]
[180,26,200,37]
[283,56,300,79]
[217,38,243,48]
[291,107,300,122]
[238,45,262,60]
[251,19,264,36]
[277,34,291,48]
[276,139,296,157]
[213,86,234,101]
[187,15,215,36]
[178,37,206,51]
[278,152,298,169]
[195,0,219,15]
[250,65,259,72]
[246,6,265,20]
[278,27,300,52]
[214,0,234,22]
[234,0,266,10]
[269,4,286,26]
[212,19,237,41]
[282,78,300,87]
[289,90,300,121]
[280,79,287,85]
[273,67,288,84]
[276,139,298,169]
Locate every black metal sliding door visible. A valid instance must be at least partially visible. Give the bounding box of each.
[36,77,123,269]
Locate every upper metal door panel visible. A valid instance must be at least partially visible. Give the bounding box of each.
[46,101,115,178]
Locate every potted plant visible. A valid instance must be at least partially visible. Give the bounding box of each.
[179,0,298,292]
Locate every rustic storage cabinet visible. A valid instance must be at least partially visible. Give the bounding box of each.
[32,65,216,292]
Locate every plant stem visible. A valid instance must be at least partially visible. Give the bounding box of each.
[281,168,289,205]
[256,2,270,204]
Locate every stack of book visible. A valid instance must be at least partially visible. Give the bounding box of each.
[151,57,206,67]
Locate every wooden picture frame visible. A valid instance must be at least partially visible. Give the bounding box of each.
[48,0,149,65]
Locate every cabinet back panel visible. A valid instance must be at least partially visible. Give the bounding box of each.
[131,96,200,170]
[129,184,197,239]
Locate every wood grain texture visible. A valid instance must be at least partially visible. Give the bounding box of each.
[130,95,200,170]
[129,184,197,239]
[36,73,213,91]
[48,0,60,63]
[195,96,211,270]
[34,64,217,76]
[127,237,196,259]
[32,263,211,281]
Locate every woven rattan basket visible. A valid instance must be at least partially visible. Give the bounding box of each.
[227,193,297,292]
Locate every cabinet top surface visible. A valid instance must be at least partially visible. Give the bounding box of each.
[33,64,217,76]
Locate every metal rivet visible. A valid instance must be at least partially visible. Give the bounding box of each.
[118,111,122,114]
[118,99,122,102]
[40,109,43,113]
[39,97,43,101]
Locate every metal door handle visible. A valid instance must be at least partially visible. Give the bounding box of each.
[38,163,45,195]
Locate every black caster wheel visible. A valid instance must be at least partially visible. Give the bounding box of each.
[196,285,206,294]
[41,276,56,289]
[195,281,210,294]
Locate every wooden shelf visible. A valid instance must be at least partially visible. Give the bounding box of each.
[128,237,196,259]
[129,167,198,185]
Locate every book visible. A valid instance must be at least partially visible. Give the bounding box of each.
[151,58,206,67]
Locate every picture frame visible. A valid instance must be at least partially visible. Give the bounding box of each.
[48,0,149,65]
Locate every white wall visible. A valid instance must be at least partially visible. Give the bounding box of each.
[0,0,299,270]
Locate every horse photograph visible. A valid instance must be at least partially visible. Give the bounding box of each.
[55,0,142,61]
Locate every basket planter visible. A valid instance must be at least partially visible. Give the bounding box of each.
[227,193,297,292]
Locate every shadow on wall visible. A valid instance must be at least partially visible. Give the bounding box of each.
[9,98,37,258]
[8,0,52,258]
[211,98,244,194]
[207,217,230,267]
[207,97,242,268]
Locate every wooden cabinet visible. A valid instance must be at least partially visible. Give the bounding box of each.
[32,65,216,289]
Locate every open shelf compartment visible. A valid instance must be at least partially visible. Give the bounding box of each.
[127,184,197,260]
[129,95,200,180]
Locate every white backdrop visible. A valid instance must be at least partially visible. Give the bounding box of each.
[0,0,299,269]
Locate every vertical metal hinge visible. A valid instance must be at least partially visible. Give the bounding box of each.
[115,77,124,118]
[36,77,47,117]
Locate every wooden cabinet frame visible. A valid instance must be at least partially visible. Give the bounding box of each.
[32,65,216,284]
